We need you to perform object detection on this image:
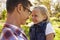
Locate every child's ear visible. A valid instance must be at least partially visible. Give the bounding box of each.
[43,15,47,20]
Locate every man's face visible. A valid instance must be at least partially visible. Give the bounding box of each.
[17,4,31,25]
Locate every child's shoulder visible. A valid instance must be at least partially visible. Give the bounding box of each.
[46,22,52,27]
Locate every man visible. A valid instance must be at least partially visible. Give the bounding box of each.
[0,0,32,40]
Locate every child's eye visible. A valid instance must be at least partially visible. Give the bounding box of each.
[32,15,38,17]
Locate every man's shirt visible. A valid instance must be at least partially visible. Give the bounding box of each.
[0,23,28,40]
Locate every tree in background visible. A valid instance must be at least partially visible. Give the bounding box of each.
[1,9,7,20]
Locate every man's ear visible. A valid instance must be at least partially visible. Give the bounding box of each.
[17,4,23,13]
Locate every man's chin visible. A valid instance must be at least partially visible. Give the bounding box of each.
[21,22,26,25]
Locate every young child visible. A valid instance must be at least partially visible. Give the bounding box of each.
[29,5,55,40]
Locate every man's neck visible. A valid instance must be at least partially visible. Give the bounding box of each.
[6,14,21,27]
[6,21,20,27]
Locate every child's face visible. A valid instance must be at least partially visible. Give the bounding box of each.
[31,9,45,24]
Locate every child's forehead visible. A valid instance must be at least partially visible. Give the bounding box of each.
[32,9,40,13]
[32,9,41,14]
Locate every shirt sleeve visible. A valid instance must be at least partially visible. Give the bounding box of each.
[0,28,18,40]
[45,23,55,35]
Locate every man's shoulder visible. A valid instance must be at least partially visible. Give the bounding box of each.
[1,27,13,38]
[2,27,13,35]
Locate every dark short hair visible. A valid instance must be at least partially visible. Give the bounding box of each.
[6,0,32,13]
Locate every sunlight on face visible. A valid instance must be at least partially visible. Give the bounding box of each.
[31,9,44,24]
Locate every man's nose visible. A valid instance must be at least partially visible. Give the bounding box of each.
[32,16,35,19]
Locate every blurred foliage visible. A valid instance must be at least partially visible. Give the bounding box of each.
[54,28,60,40]
[1,9,7,20]
[0,20,5,33]
[0,25,3,33]
[50,17,60,40]
[55,3,60,12]
[55,13,60,19]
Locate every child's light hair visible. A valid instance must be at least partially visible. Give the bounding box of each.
[33,5,50,21]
